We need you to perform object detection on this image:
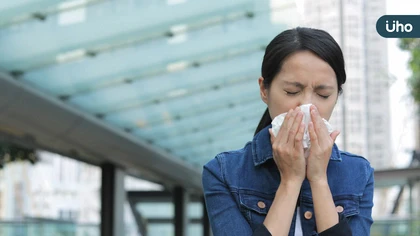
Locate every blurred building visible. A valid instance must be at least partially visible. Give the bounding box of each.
[2,0,418,235]
[303,0,392,170]
[0,152,163,235]
[0,152,101,222]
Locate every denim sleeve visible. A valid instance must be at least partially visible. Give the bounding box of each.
[347,165,374,235]
[202,156,255,236]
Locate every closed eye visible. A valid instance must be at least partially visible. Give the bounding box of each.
[318,94,330,99]
[285,91,299,95]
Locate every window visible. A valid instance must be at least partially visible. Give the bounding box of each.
[59,209,79,220]
[0,192,2,217]
[14,183,24,218]
[349,142,363,154]
[372,115,383,127]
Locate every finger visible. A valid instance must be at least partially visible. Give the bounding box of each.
[277,109,292,137]
[287,107,300,130]
[308,121,318,145]
[294,122,305,148]
[310,105,329,145]
[269,128,275,144]
[287,110,304,143]
[279,108,297,143]
[310,105,323,129]
[272,108,292,143]
[330,130,340,143]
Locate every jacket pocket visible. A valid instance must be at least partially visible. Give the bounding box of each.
[333,194,361,218]
[238,190,274,227]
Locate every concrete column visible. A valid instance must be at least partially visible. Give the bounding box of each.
[409,181,413,236]
[173,186,188,236]
[100,163,125,236]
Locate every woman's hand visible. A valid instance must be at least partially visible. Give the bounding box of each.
[306,105,340,183]
[269,107,306,185]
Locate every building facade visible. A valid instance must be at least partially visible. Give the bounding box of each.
[0,152,101,223]
[303,0,391,170]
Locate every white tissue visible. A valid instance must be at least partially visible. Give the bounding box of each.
[271,104,334,150]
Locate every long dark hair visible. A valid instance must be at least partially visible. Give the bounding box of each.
[254,27,347,135]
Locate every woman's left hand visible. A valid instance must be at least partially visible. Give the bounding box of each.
[306,105,340,183]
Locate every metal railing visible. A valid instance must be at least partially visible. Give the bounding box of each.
[0,221,98,236]
[372,217,420,236]
[0,221,139,236]
[1,219,419,236]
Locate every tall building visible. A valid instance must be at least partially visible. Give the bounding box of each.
[303,0,391,170]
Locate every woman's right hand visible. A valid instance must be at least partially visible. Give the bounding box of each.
[269,107,306,185]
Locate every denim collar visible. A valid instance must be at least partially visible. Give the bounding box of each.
[252,124,342,166]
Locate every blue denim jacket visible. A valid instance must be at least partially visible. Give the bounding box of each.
[202,125,374,236]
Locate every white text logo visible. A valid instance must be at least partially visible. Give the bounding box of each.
[386,20,413,32]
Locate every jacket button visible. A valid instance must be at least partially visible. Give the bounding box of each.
[304,211,313,220]
[336,205,344,213]
[257,201,266,209]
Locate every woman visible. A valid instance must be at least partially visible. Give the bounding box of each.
[202,27,374,236]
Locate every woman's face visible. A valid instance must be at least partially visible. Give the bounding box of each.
[259,50,339,120]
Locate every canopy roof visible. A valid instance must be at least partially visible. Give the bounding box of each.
[0,0,297,191]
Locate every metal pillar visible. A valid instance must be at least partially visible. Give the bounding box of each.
[409,180,413,236]
[100,163,125,236]
[202,196,210,236]
[173,186,188,236]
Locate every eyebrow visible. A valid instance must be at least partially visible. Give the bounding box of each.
[283,81,335,90]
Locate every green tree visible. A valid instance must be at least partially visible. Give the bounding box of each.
[0,143,39,168]
[399,38,420,103]
[400,39,420,236]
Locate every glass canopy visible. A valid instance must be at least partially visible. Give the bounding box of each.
[0,0,297,171]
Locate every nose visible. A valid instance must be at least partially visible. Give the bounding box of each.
[298,93,312,106]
